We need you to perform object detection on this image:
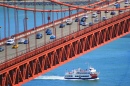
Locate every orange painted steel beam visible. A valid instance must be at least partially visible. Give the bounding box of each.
[0,11,129,86]
[0,0,106,12]
[0,0,113,46]
[50,0,130,11]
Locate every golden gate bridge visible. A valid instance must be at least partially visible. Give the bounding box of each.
[0,0,130,86]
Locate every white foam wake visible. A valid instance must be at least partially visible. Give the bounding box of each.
[35,76,65,80]
[35,76,99,81]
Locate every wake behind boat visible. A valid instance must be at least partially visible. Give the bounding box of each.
[64,66,99,80]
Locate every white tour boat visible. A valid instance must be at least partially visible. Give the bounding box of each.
[64,66,99,80]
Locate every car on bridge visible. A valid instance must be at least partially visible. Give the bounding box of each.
[119,10,123,12]
[6,38,15,45]
[110,11,116,15]
[92,13,97,18]
[89,22,93,26]
[18,38,25,44]
[0,47,4,52]
[79,21,83,25]
[46,29,52,35]
[75,17,79,22]
[125,1,129,4]
[81,17,86,22]
[36,33,43,39]
[102,16,107,21]
[50,35,56,39]
[24,39,29,44]
[59,23,65,28]
[82,14,89,19]
[96,10,101,14]
[82,22,88,26]
[66,18,73,25]
[12,44,19,49]
[94,18,99,22]
[105,10,109,13]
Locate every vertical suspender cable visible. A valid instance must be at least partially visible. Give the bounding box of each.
[68,6,71,36]
[14,0,18,57]
[60,5,63,38]
[14,8,18,56]
[16,9,19,34]
[43,1,46,45]
[52,3,56,41]
[3,3,7,64]
[76,8,80,32]
[24,0,28,53]
[7,8,10,37]
[34,0,37,49]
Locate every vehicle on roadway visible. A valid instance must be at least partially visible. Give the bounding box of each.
[102,16,107,21]
[12,44,19,49]
[6,38,15,45]
[46,28,51,33]
[82,14,89,19]
[75,17,79,22]
[92,13,97,18]
[89,22,93,26]
[24,39,29,44]
[82,22,88,26]
[96,10,101,14]
[59,23,65,28]
[18,38,25,44]
[66,18,73,25]
[0,47,4,52]
[94,18,99,22]
[119,10,123,12]
[50,35,56,39]
[46,29,52,35]
[110,11,116,15]
[81,17,86,22]
[125,0,129,4]
[104,10,109,13]
[79,21,83,25]
[36,33,43,39]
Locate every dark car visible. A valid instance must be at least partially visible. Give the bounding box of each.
[24,39,29,44]
[59,23,65,28]
[115,4,120,8]
[46,28,51,33]
[96,10,101,14]
[81,17,86,22]
[105,10,109,13]
[36,33,43,39]
[79,21,83,25]
[46,30,52,35]
[0,47,4,52]
[89,22,93,26]
[50,35,56,39]
[119,10,123,12]
[75,17,79,22]
[110,11,116,15]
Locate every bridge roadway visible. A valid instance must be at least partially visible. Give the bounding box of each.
[0,1,128,63]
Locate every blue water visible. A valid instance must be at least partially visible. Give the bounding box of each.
[22,35,130,86]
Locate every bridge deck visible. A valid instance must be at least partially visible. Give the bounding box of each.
[0,1,128,63]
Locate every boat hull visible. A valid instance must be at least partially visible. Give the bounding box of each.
[64,77,98,80]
